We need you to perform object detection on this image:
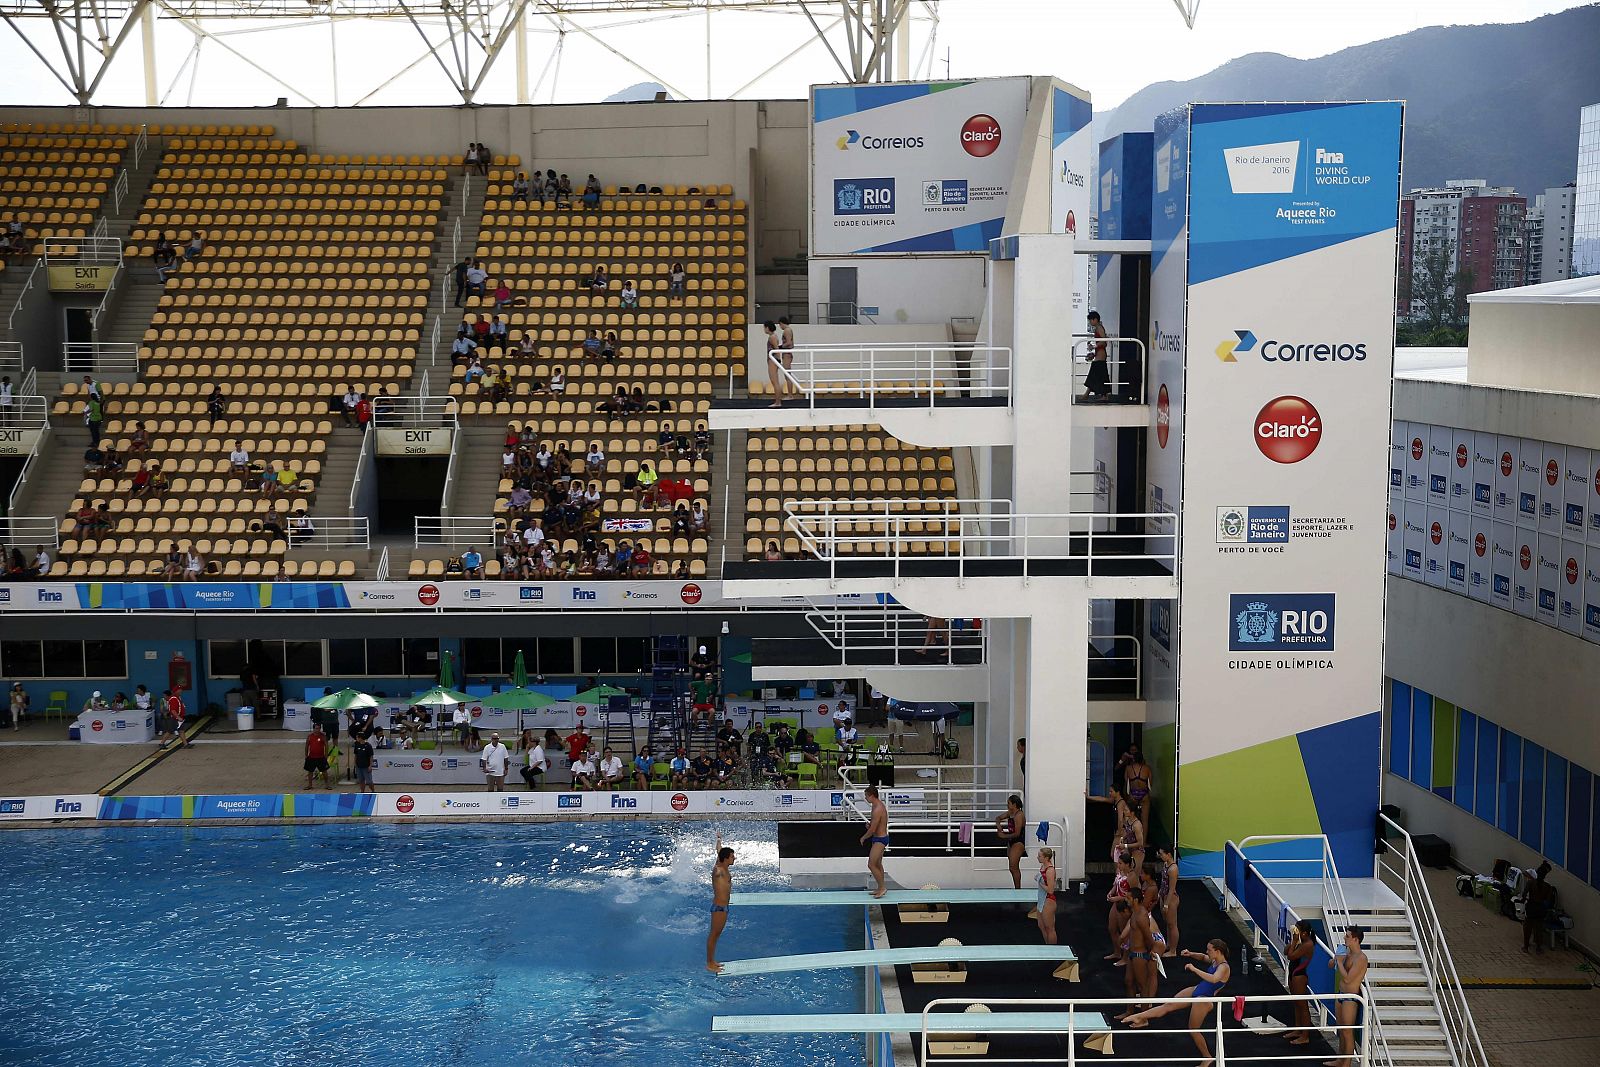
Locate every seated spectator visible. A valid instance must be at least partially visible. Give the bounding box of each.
[73,501,102,536]
[7,548,32,578]
[586,441,605,472]
[129,422,151,454]
[598,386,629,416]
[489,315,509,343]
[549,367,567,394]
[475,142,491,175]
[501,445,518,473]
[556,173,573,207]
[493,283,512,311]
[690,752,714,789]
[710,752,734,787]
[634,461,659,506]
[511,172,531,203]
[465,260,487,300]
[340,384,362,425]
[689,500,709,536]
[229,440,250,473]
[672,502,692,535]
[464,354,485,385]
[148,464,170,495]
[521,518,546,551]
[598,747,624,789]
[542,169,559,199]
[657,421,677,454]
[580,329,604,360]
[667,260,687,301]
[716,718,743,754]
[507,484,533,519]
[614,540,633,573]
[471,314,490,343]
[585,266,608,293]
[571,751,598,790]
[81,444,104,473]
[693,422,713,461]
[31,544,49,576]
[461,546,485,579]
[184,232,205,261]
[630,543,652,576]
[154,235,177,281]
[582,174,602,211]
[207,385,227,423]
[798,728,822,766]
[288,509,315,546]
[277,467,300,495]
[672,559,689,579]
[764,540,782,562]
[629,386,654,413]
[129,462,153,495]
[183,545,204,581]
[462,142,478,173]
[669,747,691,788]
[619,279,639,309]
[516,332,536,358]
[97,446,123,476]
[632,748,656,790]
[451,333,478,365]
[600,331,619,360]
[260,515,284,541]
[355,392,372,428]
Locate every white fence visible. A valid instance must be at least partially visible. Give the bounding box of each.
[415,515,496,549]
[764,341,1012,408]
[0,516,60,550]
[62,342,140,376]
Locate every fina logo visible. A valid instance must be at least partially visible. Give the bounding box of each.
[1229,593,1336,652]
[1218,328,1366,364]
[37,589,63,603]
[570,588,598,601]
[610,795,639,809]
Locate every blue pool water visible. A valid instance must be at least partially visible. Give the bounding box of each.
[0,821,864,1067]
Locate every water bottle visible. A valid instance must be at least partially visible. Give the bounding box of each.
[1078,881,1086,896]
[1240,943,1248,969]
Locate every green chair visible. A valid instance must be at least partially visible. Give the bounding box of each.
[813,727,837,746]
[795,761,820,787]
[44,690,68,722]
[648,762,672,790]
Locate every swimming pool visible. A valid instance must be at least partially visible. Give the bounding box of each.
[0,821,865,1067]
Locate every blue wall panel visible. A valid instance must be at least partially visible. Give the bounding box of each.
[1454,710,1477,814]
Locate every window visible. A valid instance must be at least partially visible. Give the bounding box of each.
[208,640,247,678]
[461,638,501,677]
[1388,680,1411,778]
[0,639,125,679]
[208,639,436,680]
[1408,688,1432,791]
[1454,710,1477,814]
[580,638,616,675]
[1473,720,1498,825]
[1497,731,1521,837]
[1568,766,1592,885]
[539,637,574,675]
[1520,741,1544,851]
[402,639,438,677]
[366,639,404,678]
[1544,755,1568,869]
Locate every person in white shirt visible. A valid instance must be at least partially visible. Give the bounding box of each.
[599,746,624,790]
[549,367,566,394]
[0,375,12,425]
[480,732,511,792]
[586,442,605,471]
[133,685,153,714]
[33,545,50,574]
[571,751,598,790]
[521,520,545,549]
[521,738,548,790]
[228,441,250,471]
[451,704,472,749]
[340,386,361,427]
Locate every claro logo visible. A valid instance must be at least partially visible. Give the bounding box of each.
[960,114,1002,157]
[1253,395,1322,464]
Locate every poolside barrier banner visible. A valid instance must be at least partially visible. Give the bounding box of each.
[0,794,99,821]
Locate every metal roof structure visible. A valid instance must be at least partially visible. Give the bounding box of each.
[0,0,1197,107]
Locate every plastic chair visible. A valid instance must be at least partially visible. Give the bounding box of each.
[45,690,69,721]
[795,762,820,788]
[648,762,672,790]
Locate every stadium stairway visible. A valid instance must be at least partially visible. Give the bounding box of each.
[705,427,747,573]
[10,419,89,529]
[447,423,509,517]
[416,169,487,382]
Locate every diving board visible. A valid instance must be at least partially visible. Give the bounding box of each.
[713,1011,1111,1034]
[729,888,1036,906]
[719,944,1077,977]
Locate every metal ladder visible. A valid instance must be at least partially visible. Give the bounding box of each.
[600,695,636,761]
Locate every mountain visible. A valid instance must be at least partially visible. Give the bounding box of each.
[1098,4,1600,196]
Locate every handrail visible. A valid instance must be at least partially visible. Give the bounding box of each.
[1377,812,1489,1067]
[0,395,50,431]
[285,516,370,550]
[91,215,109,239]
[372,395,458,428]
[760,341,1013,410]
[917,993,1369,1066]
[348,423,373,514]
[802,605,987,667]
[415,514,495,548]
[814,300,875,324]
[439,428,461,515]
[7,258,42,332]
[109,168,131,217]
[0,341,21,376]
[429,314,442,366]
[63,342,139,376]
[1069,333,1147,402]
[6,424,50,514]
[374,545,391,581]
[42,236,124,265]
[0,516,61,550]
[19,366,37,398]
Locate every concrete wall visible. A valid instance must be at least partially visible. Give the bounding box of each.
[1394,377,1600,451]
[1466,299,1600,397]
[742,322,954,382]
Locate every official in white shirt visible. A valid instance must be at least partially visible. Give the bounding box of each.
[480,733,511,792]
[598,747,624,790]
[521,741,548,790]
[571,753,598,790]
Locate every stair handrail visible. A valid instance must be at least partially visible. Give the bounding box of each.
[7,424,50,514]
[1377,812,1489,1067]
[131,124,149,169]
[7,257,42,332]
[349,423,373,514]
[108,167,130,217]
[19,365,37,397]
[374,545,391,581]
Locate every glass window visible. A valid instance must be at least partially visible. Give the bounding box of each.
[461,638,501,677]
[208,640,247,678]
[284,640,324,677]
[1454,711,1477,814]
[538,637,573,676]
[1544,755,1568,869]
[503,638,536,678]
[82,640,126,678]
[41,640,84,678]
[1474,721,1498,825]
[616,638,650,674]
[403,639,438,678]
[1388,681,1411,778]
[579,638,615,675]
[1431,698,1457,802]
[1568,766,1592,885]
[2,640,43,678]
[327,639,367,677]
[1497,731,1521,837]
[1520,741,1544,851]
[1409,687,1432,791]
[365,639,404,678]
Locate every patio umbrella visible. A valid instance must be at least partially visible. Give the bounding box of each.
[510,649,530,688]
[438,650,458,689]
[481,686,557,710]
[405,685,473,707]
[310,688,378,710]
[571,684,628,704]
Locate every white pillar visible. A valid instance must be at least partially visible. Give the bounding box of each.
[514,6,529,105]
[1022,604,1090,881]
[1009,233,1077,520]
[141,4,157,107]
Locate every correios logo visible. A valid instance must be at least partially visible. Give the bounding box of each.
[1254,396,1322,464]
[395,795,415,813]
[1155,385,1171,449]
[836,128,925,152]
[1219,329,1366,364]
[670,792,690,811]
[960,114,1002,157]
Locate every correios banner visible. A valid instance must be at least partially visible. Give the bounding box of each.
[1049,83,1093,334]
[810,78,1029,254]
[1173,102,1404,876]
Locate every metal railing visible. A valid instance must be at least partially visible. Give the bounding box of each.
[0,516,60,550]
[917,993,1370,1067]
[429,314,442,365]
[91,215,109,239]
[374,545,391,581]
[131,124,149,168]
[1376,812,1489,1067]
[1090,633,1142,698]
[63,342,140,376]
[781,499,1178,580]
[6,258,42,332]
[42,236,124,265]
[109,168,130,217]
[1233,833,1356,943]
[803,603,988,667]
[371,394,457,428]
[284,516,370,550]
[415,515,496,548]
[761,342,1012,409]
[815,300,876,325]
[1,395,49,431]
[1069,334,1147,402]
[0,341,21,376]
[6,424,50,514]
[18,366,37,398]
[439,425,462,515]
[349,424,373,514]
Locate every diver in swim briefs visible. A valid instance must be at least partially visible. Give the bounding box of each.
[707,832,735,973]
[859,785,890,898]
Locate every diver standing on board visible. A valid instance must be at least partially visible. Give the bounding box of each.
[707,832,735,973]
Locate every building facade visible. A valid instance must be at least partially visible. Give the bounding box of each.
[1524,186,1577,286]
[1401,180,1526,319]
[1574,102,1600,277]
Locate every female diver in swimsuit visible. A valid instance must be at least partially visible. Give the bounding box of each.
[1035,846,1058,945]
[1123,938,1232,1067]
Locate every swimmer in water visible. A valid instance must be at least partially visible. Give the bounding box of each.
[707,832,734,973]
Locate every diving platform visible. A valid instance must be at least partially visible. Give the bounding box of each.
[717,944,1078,977]
[712,1011,1112,1034]
[728,888,1036,906]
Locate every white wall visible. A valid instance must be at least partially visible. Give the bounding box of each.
[742,322,953,382]
[1394,378,1599,452]
[1466,299,1600,397]
[804,255,988,326]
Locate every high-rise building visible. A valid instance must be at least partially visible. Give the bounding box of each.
[1401,179,1526,318]
[1574,102,1600,276]
[1524,185,1577,285]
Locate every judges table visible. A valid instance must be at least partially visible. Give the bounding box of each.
[282,697,858,737]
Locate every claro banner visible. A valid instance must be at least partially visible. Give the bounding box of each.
[1173,101,1404,877]
[810,78,1029,254]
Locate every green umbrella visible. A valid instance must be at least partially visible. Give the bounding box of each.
[571,684,628,704]
[310,688,379,710]
[439,650,457,689]
[510,649,529,688]
[481,686,557,710]
[406,685,473,707]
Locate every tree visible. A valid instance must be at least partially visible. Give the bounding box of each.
[1408,242,1474,333]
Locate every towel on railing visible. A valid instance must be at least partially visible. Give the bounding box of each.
[957,821,972,845]
[1036,820,1050,842]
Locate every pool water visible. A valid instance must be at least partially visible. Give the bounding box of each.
[0,821,865,1067]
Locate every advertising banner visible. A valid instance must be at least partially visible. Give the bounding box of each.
[376,426,453,457]
[1490,521,1515,609]
[1385,495,1401,575]
[1173,101,1403,876]
[73,710,155,743]
[1471,431,1495,516]
[1586,549,1600,642]
[1448,426,1473,511]
[1388,421,1406,498]
[1558,540,1586,637]
[1535,533,1562,625]
[1051,83,1093,332]
[1517,439,1541,529]
[1538,442,1565,536]
[0,794,99,821]
[1403,425,1426,501]
[1445,509,1471,595]
[1423,506,1449,588]
[1563,446,1591,540]
[1493,435,1519,520]
[1512,528,1537,618]
[1467,514,1493,603]
[810,78,1030,254]
[1426,425,1451,506]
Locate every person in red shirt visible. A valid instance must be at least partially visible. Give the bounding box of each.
[162,690,188,748]
[565,725,590,766]
[355,393,372,428]
[304,724,332,789]
[630,544,652,575]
